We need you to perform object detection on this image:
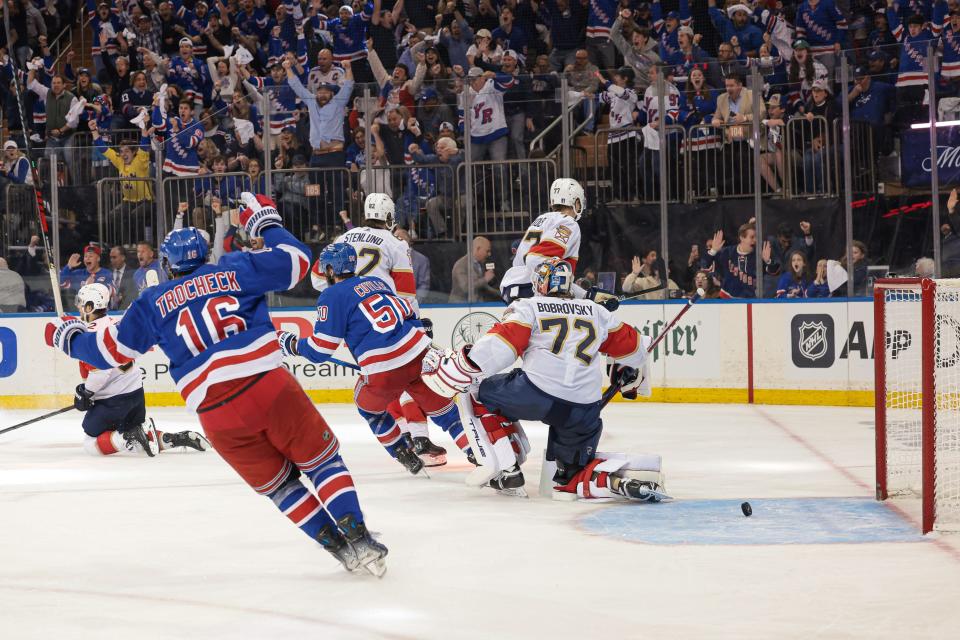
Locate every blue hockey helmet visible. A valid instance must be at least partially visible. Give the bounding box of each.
[318,242,357,278]
[160,227,209,276]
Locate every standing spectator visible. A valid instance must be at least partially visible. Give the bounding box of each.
[801,79,837,194]
[496,50,530,159]
[888,11,931,127]
[468,28,504,67]
[133,242,165,293]
[585,0,617,71]
[708,40,747,89]
[59,244,113,304]
[370,0,405,71]
[108,245,137,309]
[460,67,515,161]
[153,91,204,177]
[610,11,661,91]
[450,235,500,302]
[541,0,588,71]
[91,122,154,236]
[285,57,354,215]
[838,240,869,296]
[598,67,641,201]
[787,40,828,113]
[117,71,154,131]
[712,73,764,196]
[775,250,817,298]
[653,0,691,62]
[759,94,787,193]
[417,88,456,141]
[367,39,427,115]
[795,0,848,75]
[847,65,894,156]
[492,6,529,59]
[27,70,80,165]
[701,223,778,298]
[0,257,26,312]
[167,37,211,118]
[708,1,764,59]
[307,49,346,93]
[640,64,680,198]
[307,1,375,84]
[394,227,431,300]
[565,49,600,130]
[438,10,474,72]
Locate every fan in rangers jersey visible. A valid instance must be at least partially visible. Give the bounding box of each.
[423,258,668,501]
[70,283,210,458]
[500,178,619,311]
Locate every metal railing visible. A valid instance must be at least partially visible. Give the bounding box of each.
[456,157,558,237]
[783,115,837,198]
[271,166,357,243]
[587,125,686,205]
[96,178,157,249]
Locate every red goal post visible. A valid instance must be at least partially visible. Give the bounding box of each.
[874,278,960,534]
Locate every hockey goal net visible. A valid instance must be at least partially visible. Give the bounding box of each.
[875,278,960,533]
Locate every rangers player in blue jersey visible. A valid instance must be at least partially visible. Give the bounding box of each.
[44,193,388,577]
[277,243,475,476]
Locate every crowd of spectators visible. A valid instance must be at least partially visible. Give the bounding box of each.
[0,0,958,309]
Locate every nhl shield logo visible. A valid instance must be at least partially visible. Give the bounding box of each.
[798,321,828,361]
[791,314,835,368]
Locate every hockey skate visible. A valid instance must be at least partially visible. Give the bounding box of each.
[122,419,159,457]
[338,514,388,578]
[161,430,212,452]
[413,436,447,467]
[316,524,361,572]
[488,464,527,498]
[608,475,672,503]
[395,443,427,476]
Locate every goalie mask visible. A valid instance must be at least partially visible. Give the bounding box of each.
[531,258,573,297]
[549,178,586,220]
[76,283,111,321]
[363,193,395,230]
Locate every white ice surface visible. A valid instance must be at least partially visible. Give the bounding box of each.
[1,403,959,640]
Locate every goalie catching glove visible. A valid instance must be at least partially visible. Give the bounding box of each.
[421,345,481,398]
[44,316,87,357]
[238,192,282,238]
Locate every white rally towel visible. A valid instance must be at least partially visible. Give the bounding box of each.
[233,117,255,144]
[826,259,848,293]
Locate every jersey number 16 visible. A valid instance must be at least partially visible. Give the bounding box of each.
[175,295,248,356]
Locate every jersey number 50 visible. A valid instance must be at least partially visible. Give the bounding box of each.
[359,293,413,334]
[175,295,247,356]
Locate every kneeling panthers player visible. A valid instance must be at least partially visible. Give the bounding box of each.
[423,258,666,501]
[71,283,210,457]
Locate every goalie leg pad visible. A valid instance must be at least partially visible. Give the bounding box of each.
[547,453,667,501]
[457,393,517,486]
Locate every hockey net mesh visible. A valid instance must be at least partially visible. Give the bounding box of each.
[883,285,923,496]
[934,281,960,530]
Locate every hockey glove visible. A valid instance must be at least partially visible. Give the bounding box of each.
[421,346,481,398]
[587,286,620,312]
[610,364,639,400]
[74,384,95,412]
[44,316,87,357]
[238,192,282,238]
[276,330,300,357]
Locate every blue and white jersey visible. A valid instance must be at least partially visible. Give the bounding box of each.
[68,227,311,411]
[298,276,429,375]
[457,75,517,143]
[308,3,374,62]
[887,7,936,87]
[167,55,211,107]
[795,0,848,55]
[586,0,618,40]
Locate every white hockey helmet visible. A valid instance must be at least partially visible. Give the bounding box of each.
[76,283,111,317]
[363,192,396,229]
[550,178,586,220]
[531,257,574,297]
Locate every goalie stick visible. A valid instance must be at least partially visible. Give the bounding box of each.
[2,12,64,315]
[0,405,74,437]
[600,288,704,408]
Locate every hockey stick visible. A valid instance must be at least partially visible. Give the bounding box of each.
[0,405,74,436]
[329,357,359,372]
[600,288,705,408]
[618,281,668,302]
[2,14,64,315]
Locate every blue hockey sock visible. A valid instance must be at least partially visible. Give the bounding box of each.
[304,454,363,526]
[356,407,403,457]
[268,476,336,541]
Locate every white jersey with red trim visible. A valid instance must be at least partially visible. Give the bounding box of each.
[79,316,143,400]
[500,211,581,297]
[330,226,417,300]
[468,296,650,404]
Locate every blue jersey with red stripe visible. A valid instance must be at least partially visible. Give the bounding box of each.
[67,227,310,411]
[298,276,429,375]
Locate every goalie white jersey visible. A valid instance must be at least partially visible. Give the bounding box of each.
[79,316,142,400]
[500,212,581,297]
[469,296,650,404]
[326,226,417,299]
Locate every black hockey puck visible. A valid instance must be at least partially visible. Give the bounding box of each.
[741,502,752,517]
